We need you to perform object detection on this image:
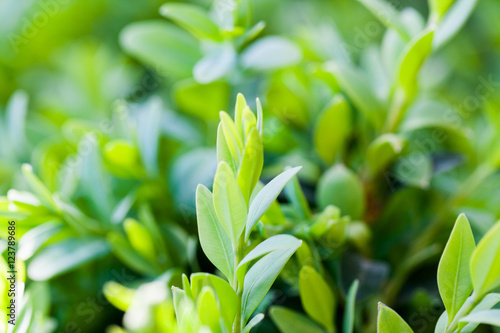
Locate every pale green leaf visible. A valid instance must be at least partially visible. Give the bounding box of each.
[213,162,247,246]
[461,310,500,327]
[242,243,301,321]
[220,111,244,161]
[242,314,265,333]
[27,238,110,281]
[237,235,302,282]
[461,293,500,333]
[237,128,263,203]
[17,221,63,261]
[433,0,478,49]
[196,185,235,282]
[246,166,302,239]
[241,36,302,71]
[193,42,236,84]
[22,164,57,211]
[217,122,238,173]
[284,173,311,220]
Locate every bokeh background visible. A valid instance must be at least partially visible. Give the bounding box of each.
[1,0,500,332]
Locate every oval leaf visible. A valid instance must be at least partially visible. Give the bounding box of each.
[196,185,235,282]
[299,266,335,332]
[246,166,302,239]
[437,214,475,324]
[213,162,247,246]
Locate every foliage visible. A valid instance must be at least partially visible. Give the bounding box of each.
[1,0,500,332]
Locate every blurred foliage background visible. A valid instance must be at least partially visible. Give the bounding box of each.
[1,0,500,332]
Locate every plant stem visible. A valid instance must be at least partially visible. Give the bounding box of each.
[445,293,481,333]
[233,236,247,333]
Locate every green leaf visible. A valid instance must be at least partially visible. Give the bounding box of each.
[217,122,238,173]
[284,173,311,220]
[314,94,352,165]
[367,134,405,175]
[241,241,301,321]
[242,313,265,333]
[189,273,238,331]
[22,164,57,211]
[6,90,29,157]
[237,235,302,282]
[437,214,475,324]
[108,232,158,275]
[246,166,302,239]
[256,98,263,137]
[324,61,384,128]
[120,21,200,79]
[238,128,263,203]
[377,303,414,333]
[234,93,247,138]
[243,107,258,139]
[299,266,335,332]
[393,154,433,189]
[103,281,135,312]
[79,138,113,221]
[27,237,110,281]
[193,42,236,84]
[213,162,247,246]
[241,36,302,71]
[270,306,325,333]
[173,79,230,120]
[124,218,157,263]
[220,111,244,161]
[196,185,235,282]
[433,0,478,48]
[17,221,63,261]
[356,0,410,41]
[343,280,359,333]
[435,311,447,333]
[461,309,500,327]
[461,293,500,333]
[470,222,500,296]
[160,3,221,41]
[196,287,221,331]
[136,97,162,177]
[317,164,365,219]
[397,29,434,98]
[429,0,456,21]
[170,147,218,210]
[104,140,141,176]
